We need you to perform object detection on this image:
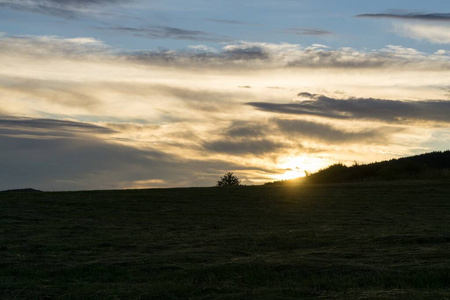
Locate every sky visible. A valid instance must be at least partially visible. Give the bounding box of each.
[1,0,450,191]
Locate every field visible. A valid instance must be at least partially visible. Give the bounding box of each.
[1,181,450,299]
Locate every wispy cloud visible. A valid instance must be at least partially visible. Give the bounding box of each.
[95,25,230,42]
[203,139,284,155]
[356,12,450,22]
[45,0,130,7]
[0,35,108,59]
[205,18,254,25]
[274,119,401,144]
[0,0,133,19]
[356,11,450,44]
[284,28,332,36]
[394,23,450,44]
[0,116,115,137]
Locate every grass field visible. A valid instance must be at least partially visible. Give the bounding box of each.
[1,180,450,299]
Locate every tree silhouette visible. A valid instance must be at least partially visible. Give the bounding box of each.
[216,172,241,187]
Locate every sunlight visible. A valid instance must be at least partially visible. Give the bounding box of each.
[273,156,330,181]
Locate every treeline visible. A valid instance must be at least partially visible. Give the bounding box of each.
[269,150,450,185]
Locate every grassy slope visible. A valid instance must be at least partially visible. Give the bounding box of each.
[1,181,450,299]
[270,151,450,186]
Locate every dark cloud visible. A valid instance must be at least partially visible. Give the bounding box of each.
[274,119,399,143]
[248,93,450,123]
[0,0,132,18]
[222,45,269,60]
[127,45,271,67]
[96,26,229,42]
[0,120,266,190]
[203,139,283,155]
[285,28,332,36]
[356,12,450,22]
[0,134,165,191]
[219,118,398,146]
[0,117,115,137]
[224,121,267,138]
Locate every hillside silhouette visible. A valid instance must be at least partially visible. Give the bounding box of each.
[1,188,42,193]
[269,150,450,185]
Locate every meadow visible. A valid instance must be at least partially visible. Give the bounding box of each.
[1,180,450,299]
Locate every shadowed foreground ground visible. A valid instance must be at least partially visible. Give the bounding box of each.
[1,181,449,299]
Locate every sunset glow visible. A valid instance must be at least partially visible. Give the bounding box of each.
[274,156,331,181]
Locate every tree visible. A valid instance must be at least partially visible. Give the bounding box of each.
[216,172,241,187]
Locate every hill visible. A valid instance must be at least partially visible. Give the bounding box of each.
[1,181,449,299]
[1,188,42,193]
[270,150,450,185]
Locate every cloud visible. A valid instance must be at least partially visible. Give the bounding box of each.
[0,0,132,18]
[356,11,450,44]
[356,12,450,22]
[129,41,450,70]
[203,139,284,155]
[394,23,450,44]
[0,116,266,190]
[0,77,104,110]
[285,28,332,36]
[188,44,219,52]
[129,42,301,67]
[96,26,230,42]
[222,43,272,60]
[0,134,164,190]
[0,74,250,125]
[0,35,108,59]
[45,0,129,8]
[248,93,450,124]
[127,84,246,113]
[224,121,267,138]
[5,34,449,71]
[274,119,401,143]
[0,116,115,137]
[219,118,400,146]
[205,18,254,25]
[1,33,448,189]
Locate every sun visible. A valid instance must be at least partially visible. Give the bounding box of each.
[274,156,329,181]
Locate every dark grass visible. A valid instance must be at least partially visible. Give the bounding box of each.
[1,180,450,299]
